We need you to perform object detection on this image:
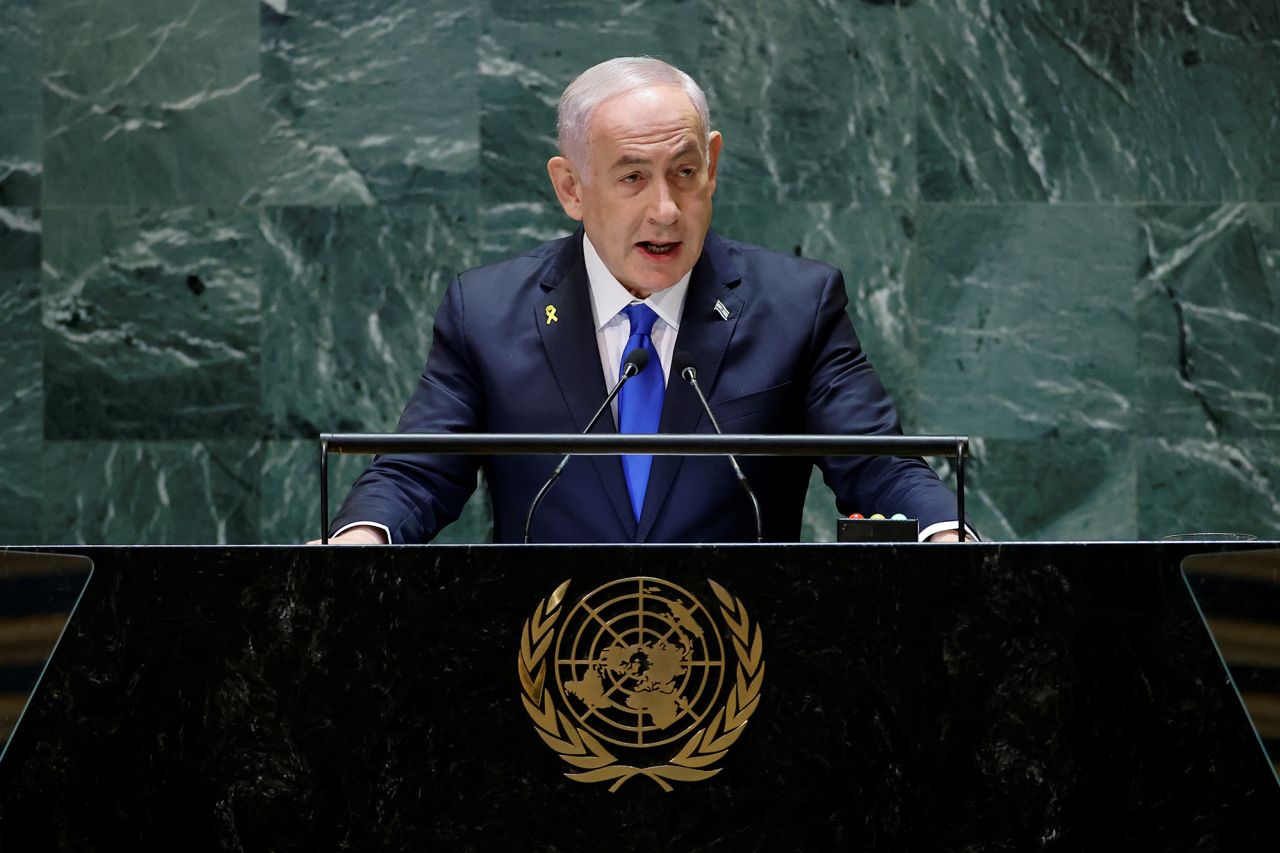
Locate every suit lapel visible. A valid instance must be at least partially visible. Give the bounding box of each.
[636,232,743,541]
[535,231,637,538]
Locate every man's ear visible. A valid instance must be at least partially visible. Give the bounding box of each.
[706,131,723,196]
[547,156,584,221]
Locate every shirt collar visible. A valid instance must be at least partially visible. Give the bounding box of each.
[583,232,690,332]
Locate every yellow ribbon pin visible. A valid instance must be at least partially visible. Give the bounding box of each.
[545,305,558,324]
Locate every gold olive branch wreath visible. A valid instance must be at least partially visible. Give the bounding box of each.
[517,579,765,792]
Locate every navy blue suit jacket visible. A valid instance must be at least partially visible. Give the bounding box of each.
[330,229,960,543]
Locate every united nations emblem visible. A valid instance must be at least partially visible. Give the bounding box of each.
[517,577,765,792]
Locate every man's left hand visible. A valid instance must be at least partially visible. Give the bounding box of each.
[927,529,975,542]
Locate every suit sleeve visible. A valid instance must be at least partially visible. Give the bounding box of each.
[803,268,965,532]
[328,276,485,543]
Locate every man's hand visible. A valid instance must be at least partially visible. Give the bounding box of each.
[927,529,975,542]
[306,525,389,545]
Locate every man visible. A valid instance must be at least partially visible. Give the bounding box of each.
[322,57,969,545]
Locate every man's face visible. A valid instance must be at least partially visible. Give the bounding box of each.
[548,86,722,297]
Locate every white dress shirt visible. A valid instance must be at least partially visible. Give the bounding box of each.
[583,233,690,408]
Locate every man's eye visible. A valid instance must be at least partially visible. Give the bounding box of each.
[620,174,641,184]
[678,167,697,178]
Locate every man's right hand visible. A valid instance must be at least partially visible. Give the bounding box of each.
[306,525,389,545]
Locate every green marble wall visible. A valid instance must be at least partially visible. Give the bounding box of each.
[1,0,1276,544]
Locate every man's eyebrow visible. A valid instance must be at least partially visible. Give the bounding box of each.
[669,141,701,161]
[610,154,650,169]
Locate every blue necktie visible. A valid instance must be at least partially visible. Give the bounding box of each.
[618,303,664,520]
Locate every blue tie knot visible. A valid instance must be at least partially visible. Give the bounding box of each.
[622,303,658,337]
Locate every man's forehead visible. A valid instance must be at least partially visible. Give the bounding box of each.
[589,86,702,148]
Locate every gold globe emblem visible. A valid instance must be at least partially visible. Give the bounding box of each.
[518,577,765,792]
[556,578,725,748]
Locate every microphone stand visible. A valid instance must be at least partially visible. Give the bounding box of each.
[523,353,647,544]
[680,364,764,543]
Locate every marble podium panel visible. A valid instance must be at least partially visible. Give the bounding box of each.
[0,543,1275,850]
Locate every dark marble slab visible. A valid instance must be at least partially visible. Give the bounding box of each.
[40,0,261,206]
[261,440,363,544]
[477,200,571,267]
[1134,0,1280,202]
[0,209,43,545]
[0,0,41,206]
[259,203,477,440]
[1,544,1275,850]
[42,206,262,440]
[254,0,479,206]
[689,0,914,204]
[935,434,1137,541]
[1137,437,1280,540]
[912,0,1138,202]
[1137,204,1280,440]
[40,442,261,544]
[914,203,1136,439]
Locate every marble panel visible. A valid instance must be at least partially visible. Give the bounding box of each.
[42,207,262,439]
[41,441,261,544]
[0,209,43,545]
[689,0,914,204]
[800,465,839,543]
[912,0,1138,202]
[477,200,571,266]
[1137,437,1280,539]
[0,0,41,206]
[933,435,1137,541]
[261,439,366,544]
[1135,0,1280,201]
[4,545,1275,846]
[261,439,493,544]
[914,203,1137,441]
[254,0,479,206]
[40,0,260,206]
[480,1,913,206]
[1137,204,1279,439]
[259,202,478,439]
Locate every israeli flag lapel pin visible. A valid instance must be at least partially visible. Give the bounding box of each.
[713,299,730,321]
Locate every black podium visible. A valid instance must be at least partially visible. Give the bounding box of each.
[1,543,1277,850]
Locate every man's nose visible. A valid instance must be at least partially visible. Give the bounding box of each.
[646,180,679,226]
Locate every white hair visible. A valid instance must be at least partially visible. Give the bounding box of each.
[556,57,712,180]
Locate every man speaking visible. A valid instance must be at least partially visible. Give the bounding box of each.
[323,57,969,545]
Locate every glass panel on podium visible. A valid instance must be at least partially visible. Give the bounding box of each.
[0,551,93,762]
[1181,547,1280,779]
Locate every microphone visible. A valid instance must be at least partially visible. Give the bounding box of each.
[672,351,763,543]
[523,348,650,543]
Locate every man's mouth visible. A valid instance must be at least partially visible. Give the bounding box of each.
[637,241,679,257]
